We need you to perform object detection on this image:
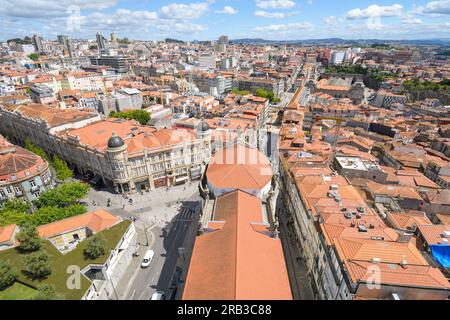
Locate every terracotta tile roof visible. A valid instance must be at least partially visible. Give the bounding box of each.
[435,214,450,225]
[207,144,272,191]
[333,238,449,289]
[0,224,17,244]
[2,103,98,128]
[37,210,120,239]
[321,224,399,245]
[0,135,49,183]
[417,224,450,245]
[366,181,423,200]
[183,190,292,300]
[388,211,432,231]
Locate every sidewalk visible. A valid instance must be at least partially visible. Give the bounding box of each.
[114,225,155,300]
[277,206,314,300]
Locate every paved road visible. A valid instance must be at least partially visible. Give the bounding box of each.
[124,198,200,300]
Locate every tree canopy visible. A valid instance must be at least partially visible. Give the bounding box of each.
[27,53,40,61]
[0,260,17,290]
[83,234,107,260]
[110,110,150,125]
[24,139,48,161]
[33,284,64,300]
[35,182,90,208]
[16,224,42,253]
[23,250,52,280]
[0,182,90,227]
[52,155,74,181]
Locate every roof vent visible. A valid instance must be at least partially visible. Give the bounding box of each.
[371,257,381,264]
[344,212,352,219]
[358,225,368,233]
[443,231,450,238]
[357,207,365,214]
[400,260,408,268]
[441,238,449,244]
[330,184,339,191]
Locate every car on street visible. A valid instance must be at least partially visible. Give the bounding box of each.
[141,249,155,268]
[151,291,165,300]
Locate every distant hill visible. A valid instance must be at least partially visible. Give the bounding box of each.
[231,38,450,46]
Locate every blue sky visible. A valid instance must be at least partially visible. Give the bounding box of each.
[1,0,449,41]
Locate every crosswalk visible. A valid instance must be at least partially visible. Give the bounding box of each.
[177,208,194,220]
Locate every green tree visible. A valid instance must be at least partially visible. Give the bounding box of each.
[27,53,39,61]
[16,224,42,253]
[0,260,17,290]
[29,204,87,226]
[36,182,90,208]
[23,250,52,279]
[0,199,31,226]
[83,234,106,260]
[110,110,150,125]
[24,139,48,161]
[33,284,64,300]
[231,88,251,95]
[52,155,73,181]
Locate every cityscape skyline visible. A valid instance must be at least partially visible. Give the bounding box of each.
[1,0,450,41]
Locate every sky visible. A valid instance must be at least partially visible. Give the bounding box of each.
[1,0,450,41]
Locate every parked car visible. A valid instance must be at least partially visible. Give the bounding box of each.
[141,249,155,268]
[151,291,165,300]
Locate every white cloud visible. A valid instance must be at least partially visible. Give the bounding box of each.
[254,22,313,32]
[401,14,422,25]
[346,4,403,19]
[254,10,286,19]
[0,0,117,18]
[415,0,450,14]
[255,0,296,10]
[160,2,210,20]
[215,6,238,15]
[324,16,337,25]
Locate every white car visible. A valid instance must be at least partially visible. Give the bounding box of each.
[141,249,155,268]
[151,291,165,300]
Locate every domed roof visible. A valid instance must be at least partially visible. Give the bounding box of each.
[206,143,272,191]
[107,132,125,149]
[197,118,210,132]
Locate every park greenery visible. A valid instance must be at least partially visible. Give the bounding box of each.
[0,220,131,299]
[33,284,64,300]
[0,182,90,227]
[403,78,450,91]
[0,260,17,290]
[231,88,281,103]
[325,65,368,75]
[83,234,107,260]
[52,155,74,181]
[255,88,281,103]
[27,53,40,61]
[110,109,151,125]
[22,250,52,279]
[16,224,42,253]
[24,139,73,181]
[231,88,251,95]
[325,65,398,82]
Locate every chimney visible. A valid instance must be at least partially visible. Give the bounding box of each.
[397,232,413,243]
